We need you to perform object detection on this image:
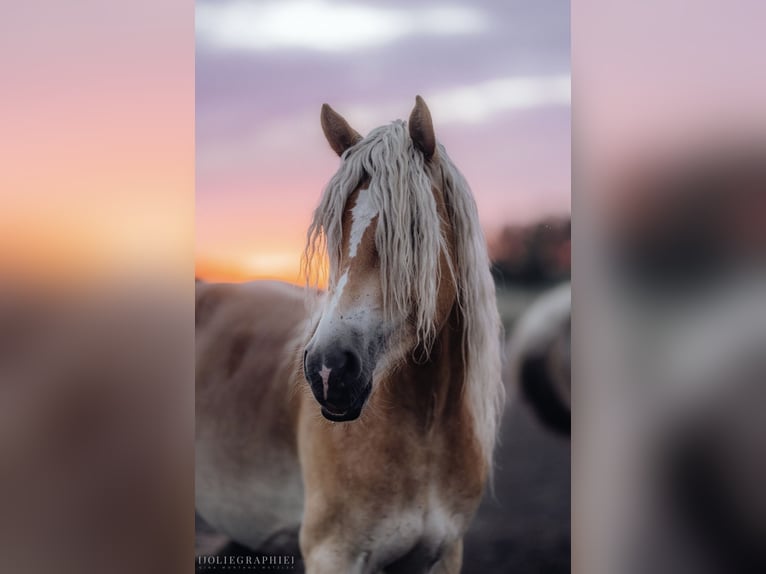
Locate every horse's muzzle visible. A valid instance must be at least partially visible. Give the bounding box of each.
[303,344,371,422]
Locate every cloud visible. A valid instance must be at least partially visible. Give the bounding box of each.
[344,75,571,127]
[196,0,488,53]
[197,74,570,174]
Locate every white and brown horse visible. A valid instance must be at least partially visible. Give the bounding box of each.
[196,97,505,573]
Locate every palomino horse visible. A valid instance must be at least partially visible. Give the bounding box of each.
[196,97,505,573]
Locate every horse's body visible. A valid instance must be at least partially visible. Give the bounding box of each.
[196,280,482,571]
[196,281,305,550]
[196,98,504,573]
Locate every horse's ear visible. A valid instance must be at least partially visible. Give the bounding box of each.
[321,103,362,157]
[408,95,436,161]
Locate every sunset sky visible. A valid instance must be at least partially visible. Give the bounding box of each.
[195,0,571,283]
[0,1,193,282]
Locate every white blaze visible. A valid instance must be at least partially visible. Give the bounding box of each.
[319,365,332,399]
[348,190,378,258]
[311,271,348,343]
[308,191,384,374]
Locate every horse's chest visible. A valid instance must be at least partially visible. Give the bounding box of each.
[365,486,468,569]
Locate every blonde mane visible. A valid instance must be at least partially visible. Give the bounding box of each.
[303,120,505,468]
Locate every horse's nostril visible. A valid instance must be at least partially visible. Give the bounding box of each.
[322,347,362,379]
[343,350,361,378]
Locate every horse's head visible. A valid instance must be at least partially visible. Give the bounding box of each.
[302,97,459,422]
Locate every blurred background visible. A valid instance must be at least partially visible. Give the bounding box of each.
[195,0,571,572]
[7,1,764,573]
[0,2,194,574]
[576,2,766,573]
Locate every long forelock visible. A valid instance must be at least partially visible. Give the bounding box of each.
[302,120,505,469]
[303,120,446,348]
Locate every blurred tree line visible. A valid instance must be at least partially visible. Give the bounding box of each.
[489,217,571,286]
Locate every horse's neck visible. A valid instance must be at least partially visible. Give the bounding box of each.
[378,305,468,434]
[375,305,487,493]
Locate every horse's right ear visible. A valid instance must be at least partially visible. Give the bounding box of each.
[408,95,436,161]
[321,103,362,157]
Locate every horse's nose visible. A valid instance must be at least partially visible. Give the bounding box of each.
[305,346,362,384]
[321,346,361,378]
[304,344,363,401]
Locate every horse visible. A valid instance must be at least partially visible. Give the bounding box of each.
[195,96,505,573]
[505,282,571,436]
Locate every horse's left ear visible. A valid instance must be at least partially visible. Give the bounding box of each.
[408,95,436,161]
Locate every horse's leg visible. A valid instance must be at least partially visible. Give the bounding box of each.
[300,538,372,574]
[429,539,462,574]
[380,539,463,574]
[298,516,368,574]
